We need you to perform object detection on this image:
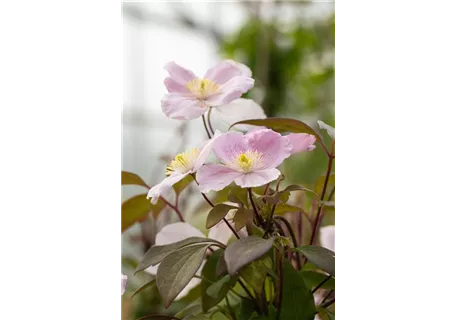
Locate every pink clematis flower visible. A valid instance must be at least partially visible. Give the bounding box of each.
[161,60,255,120]
[121,274,127,295]
[196,129,316,193]
[147,131,221,204]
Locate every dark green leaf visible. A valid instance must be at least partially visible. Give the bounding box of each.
[238,299,256,320]
[130,277,157,299]
[279,259,316,320]
[136,237,218,274]
[239,256,272,294]
[121,194,151,232]
[233,207,253,231]
[175,302,202,318]
[136,315,177,320]
[183,315,211,320]
[229,118,322,143]
[215,254,228,277]
[294,246,335,276]
[121,171,149,188]
[300,271,335,290]
[157,244,210,308]
[173,174,194,196]
[206,204,238,228]
[201,250,238,312]
[273,203,302,216]
[224,236,275,275]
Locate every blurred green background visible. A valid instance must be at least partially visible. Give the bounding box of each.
[122,2,334,319]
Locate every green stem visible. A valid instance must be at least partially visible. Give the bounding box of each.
[207,107,215,135]
[248,188,264,226]
[274,216,301,270]
[201,114,212,139]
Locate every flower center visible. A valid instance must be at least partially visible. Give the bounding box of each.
[234,150,264,173]
[185,78,220,100]
[166,148,199,176]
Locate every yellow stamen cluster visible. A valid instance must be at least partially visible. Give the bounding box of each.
[166,148,199,176]
[185,78,220,100]
[234,150,264,173]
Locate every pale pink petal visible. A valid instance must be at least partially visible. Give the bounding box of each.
[206,76,254,106]
[214,98,266,131]
[121,274,127,295]
[147,173,188,205]
[161,93,207,120]
[196,164,243,193]
[204,60,252,84]
[156,222,206,245]
[164,77,190,93]
[286,133,316,154]
[212,132,249,165]
[245,129,292,169]
[193,130,222,172]
[164,61,197,85]
[319,225,335,252]
[234,168,281,188]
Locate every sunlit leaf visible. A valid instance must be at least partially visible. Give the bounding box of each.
[157,244,211,308]
[206,204,238,229]
[229,118,322,143]
[173,174,194,196]
[239,256,272,294]
[300,271,335,290]
[294,245,335,276]
[136,237,220,274]
[121,171,150,188]
[130,276,156,299]
[224,236,275,275]
[279,259,316,320]
[121,194,150,232]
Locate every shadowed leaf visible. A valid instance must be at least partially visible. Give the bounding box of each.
[233,207,253,231]
[130,276,156,299]
[294,245,335,276]
[206,204,238,228]
[239,256,272,294]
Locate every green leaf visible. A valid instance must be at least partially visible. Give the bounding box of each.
[233,207,253,231]
[136,315,178,320]
[121,194,151,232]
[228,186,248,206]
[239,256,272,294]
[130,276,156,299]
[224,236,275,275]
[201,250,238,312]
[273,203,302,216]
[136,237,219,274]
[215,254,228,277]
[206,204,238,229]
[121,171,149,188]
[183,315,211,320]
[300,271,335,290]
[238,299,256,320]
[229,118,322,143]
[294,246,335,276]
[279,259,316,320]
[157,244,211,308]
[173,174,194,196]
[317,307,335,320]
[282,184,317,195]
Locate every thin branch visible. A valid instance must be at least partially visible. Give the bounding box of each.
[160,197,184,222]
[311,274,332,294]
[201,114,212,139]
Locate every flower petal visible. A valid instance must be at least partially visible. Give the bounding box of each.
[212,132,249,165]
[155,222,206,245]
[204,60,252,84]
[234,168,281,188]
[193,130,223,172]
[164,61,197,85]
[286,133,316,154]
[196,164,243,193]
[319,225,335,252]
[147,173,188,205]
[206,76,254,106]
[213,98,266,131]
[161,93,207,120]
[317,120,335,140]
[245,129,292,169]
[121,274,127,295]
[164,77,190,93]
